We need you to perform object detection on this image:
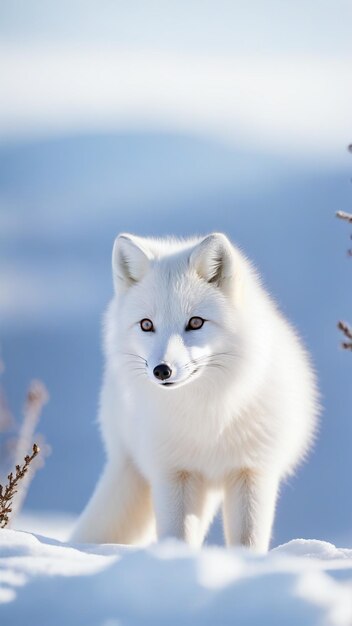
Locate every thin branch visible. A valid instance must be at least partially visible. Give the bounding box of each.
[338,321,352,341]
[337,322,352,350]
[336,211,352,223]
[0,444,40,528]
[336,205,351,349]
[10,381,49,520]
[337,321,352,351]
[15,380,48,463]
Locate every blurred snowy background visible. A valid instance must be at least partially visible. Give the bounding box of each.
[0,0,351,546]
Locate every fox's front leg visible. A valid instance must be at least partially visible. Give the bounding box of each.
[223,469,280,553]
[152,472,210,548]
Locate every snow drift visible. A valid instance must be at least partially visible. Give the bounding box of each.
[1,529,351,626]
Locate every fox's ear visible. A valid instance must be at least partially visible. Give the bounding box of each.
[112,234,151,290]
[190,233,236,293]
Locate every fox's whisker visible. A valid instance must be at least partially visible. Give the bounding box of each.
[121,352,148,365]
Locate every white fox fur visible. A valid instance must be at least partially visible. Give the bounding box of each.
[72,233,318,552]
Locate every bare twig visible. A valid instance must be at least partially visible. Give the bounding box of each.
[0,444,40,528]
[337,321,352,351]
[336,197,351,348]
[0,360,17,478]
[336,211,352,256]
[336,210,352,223]
[9,381,49,520]
[0,361,50,526]
[15,380,49,463]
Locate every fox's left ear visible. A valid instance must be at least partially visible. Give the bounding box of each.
[190,233,237,295]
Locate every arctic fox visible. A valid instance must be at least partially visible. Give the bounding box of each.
[72,233,318,552]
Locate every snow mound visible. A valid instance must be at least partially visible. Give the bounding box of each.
[0,530,351,626]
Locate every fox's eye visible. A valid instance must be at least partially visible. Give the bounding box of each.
[186,316,205,331]
[140,318,154,332]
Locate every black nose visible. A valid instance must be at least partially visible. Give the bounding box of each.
[153,363,172,381]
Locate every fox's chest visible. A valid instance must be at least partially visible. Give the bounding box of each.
[122,393,266,481]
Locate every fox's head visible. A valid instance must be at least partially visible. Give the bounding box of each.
[108,233,250,390]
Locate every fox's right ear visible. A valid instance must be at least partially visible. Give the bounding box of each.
[112,234,151,291]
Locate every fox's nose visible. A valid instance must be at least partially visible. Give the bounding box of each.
[153,363,172,381]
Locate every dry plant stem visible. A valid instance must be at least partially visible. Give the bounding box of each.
[0,360,18,478]
[337,321,352,351]
[15,380,48,463]
[10,381,49,520]
[336,211,351,348]
[0,444,40,528]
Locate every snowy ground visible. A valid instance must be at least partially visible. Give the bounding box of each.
[1,526,352,626]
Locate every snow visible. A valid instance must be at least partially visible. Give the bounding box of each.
[1,529,351,626]
[16,511,76,542]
